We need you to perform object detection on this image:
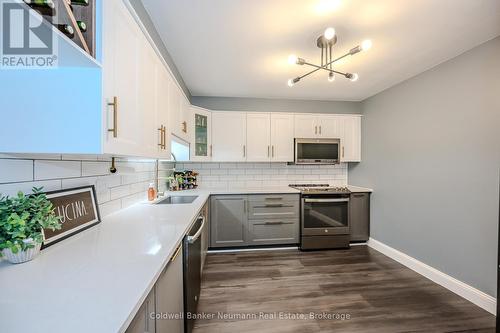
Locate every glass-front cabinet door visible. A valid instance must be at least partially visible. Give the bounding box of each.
[190,107,212,161]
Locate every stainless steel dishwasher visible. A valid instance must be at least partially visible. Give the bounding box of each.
[183,212,206,333]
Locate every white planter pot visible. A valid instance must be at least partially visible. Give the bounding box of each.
[1,239,42,264]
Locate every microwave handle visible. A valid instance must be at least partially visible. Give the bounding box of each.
[304,198,349,203]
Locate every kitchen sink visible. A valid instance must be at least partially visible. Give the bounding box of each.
[156,196,198,204]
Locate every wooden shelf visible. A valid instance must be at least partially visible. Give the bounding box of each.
[23,0,96,61]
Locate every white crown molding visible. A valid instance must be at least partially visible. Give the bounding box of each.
[368,238,496,315]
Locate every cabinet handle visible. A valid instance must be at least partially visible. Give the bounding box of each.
[264,221,285,225]
[158,125,164,148]
[272,146,274,158]
[171,244,182,262]
[210,145,213,157]
[352,194,365,198]
[243,145,246,158]
[107,96,118,138]
[267,146,270,157]
[315,126,317,135]
[319,126,322,135]
[342,146,345,158]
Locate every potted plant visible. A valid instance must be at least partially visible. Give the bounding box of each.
[0,187,62,264]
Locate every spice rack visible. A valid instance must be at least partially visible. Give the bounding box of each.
[24,0,95,58]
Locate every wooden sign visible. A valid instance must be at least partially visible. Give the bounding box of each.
[42,186,101,248]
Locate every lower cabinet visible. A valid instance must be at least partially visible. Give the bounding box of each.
[349,192,371,242]
[126,245,184,333]
[126,288,156,333]
[155,244,184,333]
[247,220,299,245]
[210,194,300,248]
[210,195,247,248]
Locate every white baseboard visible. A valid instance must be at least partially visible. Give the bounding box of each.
[368,238,496,315]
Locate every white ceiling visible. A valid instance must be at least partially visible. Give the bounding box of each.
[141,0,500,101]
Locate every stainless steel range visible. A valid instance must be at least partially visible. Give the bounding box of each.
[289,184,351,250]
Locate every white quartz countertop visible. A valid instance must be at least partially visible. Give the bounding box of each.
[347,185,374,193]
[0,191,210,333]
[0,185,370,333]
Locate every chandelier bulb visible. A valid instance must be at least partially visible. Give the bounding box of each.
[348,73,359,82]
[324,27,336,40]
[328,72,335,82]
[361,39,372,51]
[288,54,298,65]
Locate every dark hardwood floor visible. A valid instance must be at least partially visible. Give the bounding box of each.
[193,246,495,333]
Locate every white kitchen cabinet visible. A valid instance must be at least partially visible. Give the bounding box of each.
[191,106,212,161]
[138,36,161,158]
[318,115,343,138]
[211,112,247,161]
[156,65,171,159]
[168,78,182,139]
[246,113,272,161]
[294,114,342,139]
[181,95,191,142]
[102,0,174,159]
[340,115,362,162]
[169,81,190,143]
[270,113,294,162]
[294,114,317,138]
[102,0,142,156]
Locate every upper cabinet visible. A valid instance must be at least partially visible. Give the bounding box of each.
[340,115,361,162]
[246,113,272,162]
[102,0,169,158]
[270,113,295,162]
[191,107,212,161]
[210,112,295,163]
[294,114,342,138]
[169,81,191,143]
[246,113,294,162]
[294,114,361,162]
[211,112,247,162]
[1,0,177,159]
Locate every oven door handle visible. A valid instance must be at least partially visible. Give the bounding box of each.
[304,198,349,203]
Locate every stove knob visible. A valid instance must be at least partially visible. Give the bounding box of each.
[324,229,329,233]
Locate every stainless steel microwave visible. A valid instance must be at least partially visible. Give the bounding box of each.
[295,138,340,164]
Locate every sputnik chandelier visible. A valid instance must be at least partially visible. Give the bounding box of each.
[287,27,372,86]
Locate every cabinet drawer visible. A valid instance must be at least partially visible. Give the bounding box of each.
[247,220,299,245]
[248,194,299,204]
[248,200,299,220]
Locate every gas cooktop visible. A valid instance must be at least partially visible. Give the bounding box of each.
[289,184,351,194]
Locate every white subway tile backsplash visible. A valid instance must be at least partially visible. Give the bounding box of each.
[1,156,173,219]
[210,169,228,175]
[0,180,62,197]
[110,185,131,200]
[82,161,111,177]
[228,169,245,175]
[35,160,81,180]
[61,176,98,189]
[99,199,122,217]
[0,159,33,183]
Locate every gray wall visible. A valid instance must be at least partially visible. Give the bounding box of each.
[128,0,191,99]
[349,37,500,296]
[191,96,361,114]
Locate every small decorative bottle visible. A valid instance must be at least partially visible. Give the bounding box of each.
[148,183,156,201]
